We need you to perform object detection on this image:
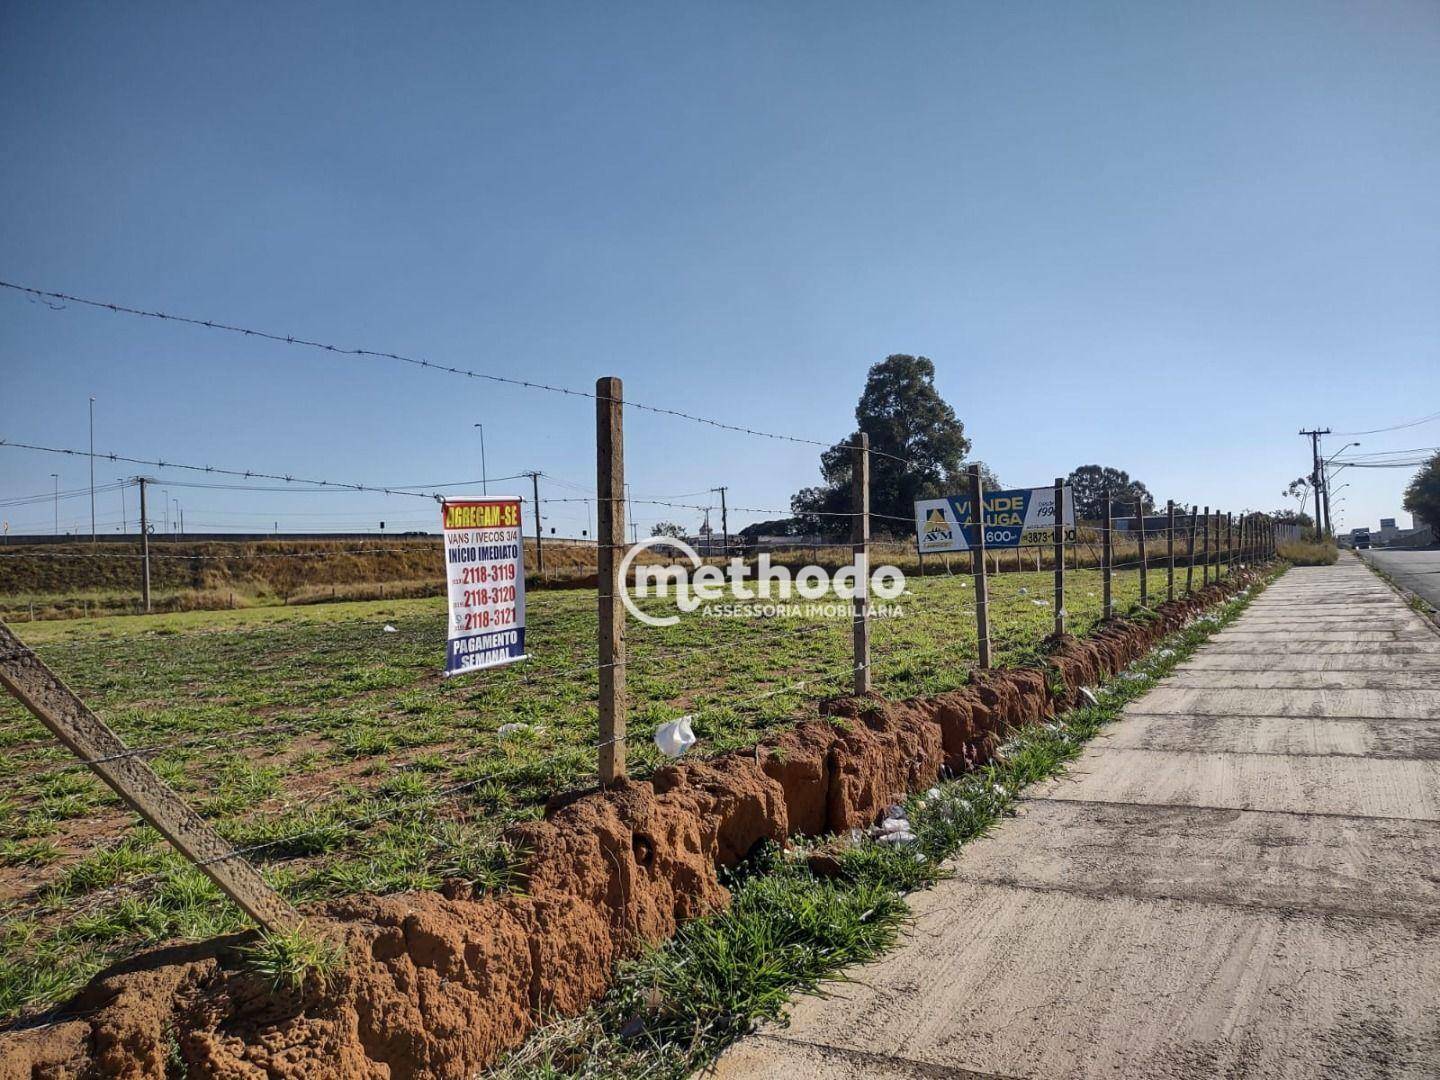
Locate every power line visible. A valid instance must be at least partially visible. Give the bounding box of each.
[1333,411,1440,437]
[1,280,914,460]
[0,439,456,500]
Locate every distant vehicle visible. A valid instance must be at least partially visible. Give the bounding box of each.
[1352,529,1371,549]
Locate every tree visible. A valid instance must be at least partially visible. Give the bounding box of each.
[738,518,805,541]
[1403,452,1440,530]
[1272,508,1314,529]
[791,355,975,537]
[650,521,687,539]
[1066,465,1154,521]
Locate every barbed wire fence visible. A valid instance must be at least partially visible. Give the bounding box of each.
[0,280,1276,1026]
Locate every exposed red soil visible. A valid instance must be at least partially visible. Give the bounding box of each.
[0,570,1266,1080]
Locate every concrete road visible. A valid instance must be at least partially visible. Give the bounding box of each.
[1362,547,1440,610]
[715,561,1440,1079]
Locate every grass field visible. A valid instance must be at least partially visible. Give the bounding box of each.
[0,556,1224,1021]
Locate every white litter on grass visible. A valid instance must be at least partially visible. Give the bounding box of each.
[654,716,697,758]
[382,624,398,633]
[1079,687,1100,707]
[1156,648,1175,658]
[497,723,528,737]
[1032,599,1049,607]
[878,829,917,845]
[1019,587,1029,595]
[961,581,970,588]
[1121,671,1147,681]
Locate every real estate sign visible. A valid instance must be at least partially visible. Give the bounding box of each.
[442,498,527,676]
[914,486,1075,552]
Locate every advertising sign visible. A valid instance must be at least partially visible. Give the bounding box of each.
[915,486,1075,552]
[442,498,527,676]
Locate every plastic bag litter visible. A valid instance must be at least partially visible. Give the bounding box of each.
[1031,599,1048,607]
[382,624,398,633]
[1079,687,1100,707]
[878,829,917,845]
[497,723,528,737]
[654,716,697,758]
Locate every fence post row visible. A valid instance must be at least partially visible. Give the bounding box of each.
[0,620,299,933]
[1166,500,1176,602]
[852,433,872,695]
[595,375,627,786]
[969,464,991,668]
[1136,499,1148,607]
[1052,477,1065,637]
[1101,484,1113,619]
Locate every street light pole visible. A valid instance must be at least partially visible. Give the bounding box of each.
[89,396,96,544]
[473,423,487,495]
[51,473,59,534]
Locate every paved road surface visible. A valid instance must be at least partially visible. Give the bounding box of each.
[1363,548,1440,610]
[715,559,1440,1079]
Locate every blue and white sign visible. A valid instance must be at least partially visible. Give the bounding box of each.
[915,486,1075,552]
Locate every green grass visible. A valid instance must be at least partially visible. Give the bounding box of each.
[492,568,1279,1079]
[0,556,1251,1022]
[1277,538,1339,566]
[240,925,346,993]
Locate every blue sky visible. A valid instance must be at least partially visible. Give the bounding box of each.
[2,1,1437,538]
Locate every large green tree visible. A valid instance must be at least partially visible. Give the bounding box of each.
[1066,465,1154,521]
[791,355,992,536]
[1403,452,1440,530]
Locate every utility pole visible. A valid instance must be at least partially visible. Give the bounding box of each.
[137,477,151,613]
[528,472,544,577]
[51,474,59,535]
[1299,428,1331,537]
[714,486,729,557]
[117,477,128,534]
[88,396,96,544]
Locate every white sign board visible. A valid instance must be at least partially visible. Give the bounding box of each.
[442,498,527,676]
[915,486,1075,553]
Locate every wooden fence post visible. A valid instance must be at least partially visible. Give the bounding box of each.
[595,375,627,786]
[851,434,871,694]
[1201,506,1210,587]
[0,620,299,932]
[1053,477,1065,637]
[1227,512,1234,573]
[1186,505,1198,594]
[1166,500,1176,602]
[969,464,991,668]
[1102,485,1114,619]
[1212,510,1222,581]
[1136,500,1148,607]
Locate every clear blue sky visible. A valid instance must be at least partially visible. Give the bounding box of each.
[2,1,1436,538]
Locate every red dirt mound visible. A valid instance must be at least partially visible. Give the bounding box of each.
[0,569,1266,1080]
